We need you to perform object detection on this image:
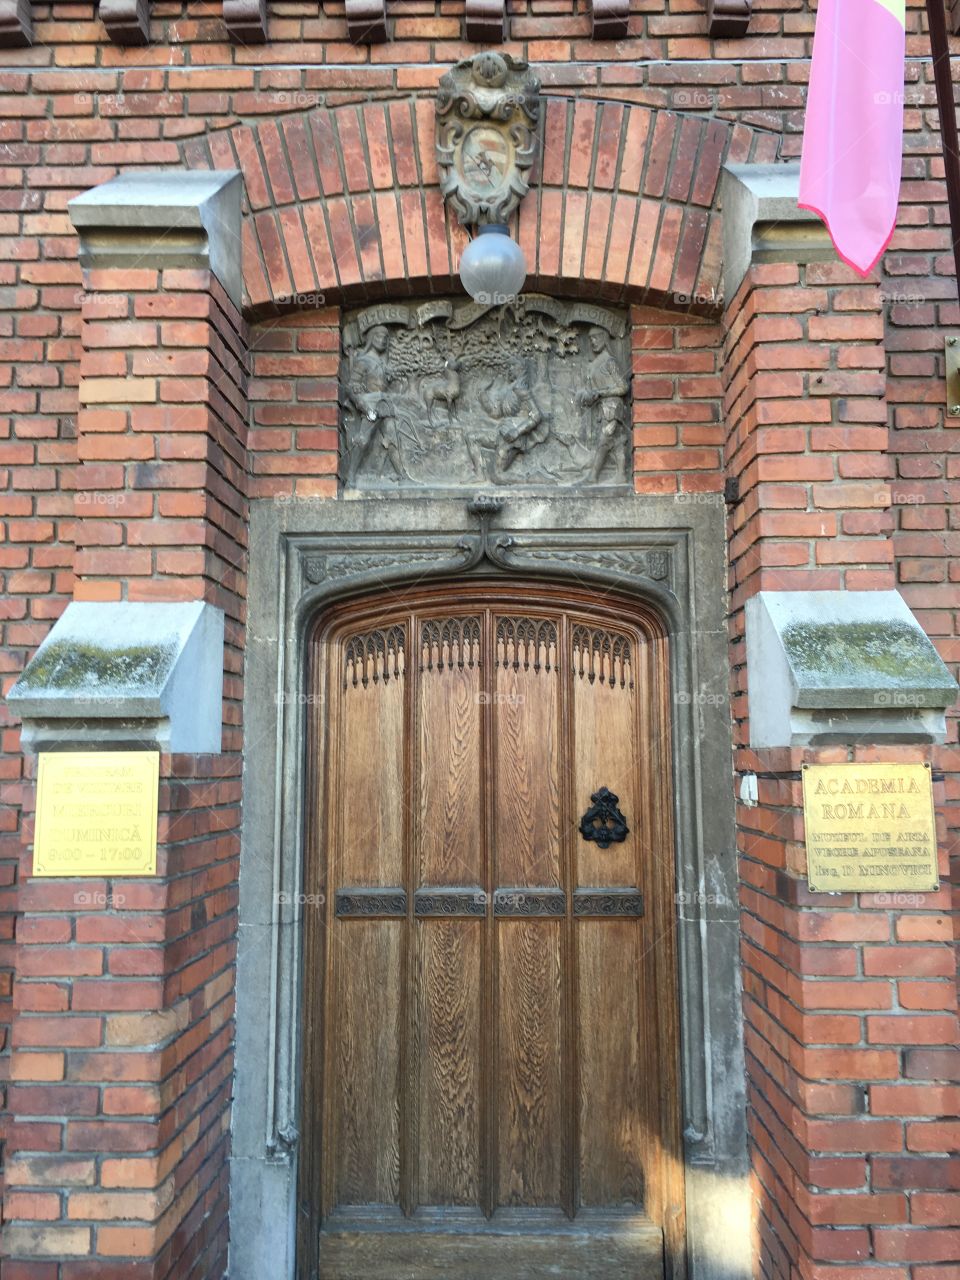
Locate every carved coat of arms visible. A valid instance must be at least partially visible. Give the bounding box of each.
[435,53,541,226]
[339,295,632,492]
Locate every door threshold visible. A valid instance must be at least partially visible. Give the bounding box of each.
[323,1205,658,1234]
[318,1207,664,1279]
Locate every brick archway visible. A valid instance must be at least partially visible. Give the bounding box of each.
[193,97,779,313]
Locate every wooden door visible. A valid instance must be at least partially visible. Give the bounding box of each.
[299,582,683,1280]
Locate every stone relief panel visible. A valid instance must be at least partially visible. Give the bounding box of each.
[339,294,632,492]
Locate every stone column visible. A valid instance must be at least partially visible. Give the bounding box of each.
[722,165,960,1280]
[4,170,248,1280]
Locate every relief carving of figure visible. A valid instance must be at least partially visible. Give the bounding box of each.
[342,324,408,481]
[339,295,631,492]
[577,326,630,483]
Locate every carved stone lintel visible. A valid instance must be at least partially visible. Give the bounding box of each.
[100,0,150,44]
[436,54,541,227]
[0,0,32,46]
[223,0,268,43]
[493,542,672,587]
[303,548,471,586]
[706,0,751,37]
[465,0,506,43]
[345,0,387,43]
[590,0,629,40]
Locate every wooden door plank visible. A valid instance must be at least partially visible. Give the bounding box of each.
[577,919,646,1206]
[572,624,639,889]
[415,919,482,1206]
[496,920,563,1207]
[340,631,406,886]
[494,616,561,887]
[332,920,403,1206]
[417,616,482,887]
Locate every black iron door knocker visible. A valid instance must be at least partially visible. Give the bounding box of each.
[578,786,629,849]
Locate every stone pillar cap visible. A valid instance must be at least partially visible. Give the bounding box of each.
[745,590,959,748]
[721,162,834,301]
[69,169,243,309]
[7,600,225,754]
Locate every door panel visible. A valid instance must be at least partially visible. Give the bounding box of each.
[331,920,402,1206]
[578,920,645,1206]
[415,918,482,1205]
[418,616,482,887]
[496,919,563,1207]
[303,583,682,1280]
[494,617,561,888]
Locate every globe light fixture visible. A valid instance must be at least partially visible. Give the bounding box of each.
[458,223,527,305]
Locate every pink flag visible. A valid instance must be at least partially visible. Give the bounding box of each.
[799,0,906,276]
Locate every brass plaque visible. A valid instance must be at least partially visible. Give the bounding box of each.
[802,762,939,893]
[34,752,159,877]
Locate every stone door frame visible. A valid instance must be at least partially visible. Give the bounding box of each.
[228,494,747,1280]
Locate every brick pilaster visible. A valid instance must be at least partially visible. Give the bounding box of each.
[4,255,247,1279]
[723,259,960,1280]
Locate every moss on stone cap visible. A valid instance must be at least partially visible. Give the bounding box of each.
[782,619,955,701]
[15,638,177,695]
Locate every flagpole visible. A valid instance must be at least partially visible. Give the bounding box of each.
[925,0,960,286]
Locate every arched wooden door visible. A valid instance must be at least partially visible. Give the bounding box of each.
[299,581,684,1280]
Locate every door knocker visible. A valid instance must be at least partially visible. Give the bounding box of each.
[578,786,629,849]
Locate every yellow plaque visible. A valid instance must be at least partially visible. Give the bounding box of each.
[34,752,159,877]
[802,762,939,893]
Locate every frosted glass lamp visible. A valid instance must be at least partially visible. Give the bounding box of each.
[458,223,527,304]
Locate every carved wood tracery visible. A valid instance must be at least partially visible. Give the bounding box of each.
[343,625,406,688]
[571,624,634,689]
[420,616,482,672]
[494,616,558,673]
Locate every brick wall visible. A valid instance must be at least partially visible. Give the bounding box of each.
[0,2,958,1277]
